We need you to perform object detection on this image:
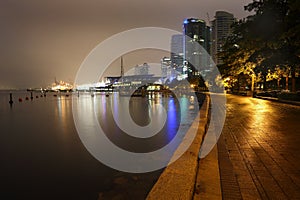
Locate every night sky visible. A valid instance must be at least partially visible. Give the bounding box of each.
[0,0,252,89]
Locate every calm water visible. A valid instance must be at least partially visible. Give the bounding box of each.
[0,90,198,200]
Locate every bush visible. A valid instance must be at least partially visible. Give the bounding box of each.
[256,91,279,98]
[278,92,300,101]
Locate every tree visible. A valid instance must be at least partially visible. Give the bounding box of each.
[245,0,300,91]
[280,0,300,91]
[222,0,300,92]
[219,20,256,92]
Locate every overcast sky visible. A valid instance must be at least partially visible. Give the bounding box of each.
[0,0,253,89]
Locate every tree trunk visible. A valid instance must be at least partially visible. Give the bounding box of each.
[286,76,289,90]
[263,74,267,91]
[237,76,240,93]
[291,67,296,92]
[251,75,255,92]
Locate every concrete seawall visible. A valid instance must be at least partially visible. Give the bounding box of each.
[147,95,221,199]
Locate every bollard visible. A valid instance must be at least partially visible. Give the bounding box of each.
[9,93,13,105]
[30,92,33,100]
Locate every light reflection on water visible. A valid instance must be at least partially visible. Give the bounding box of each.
[87,92,197,153]
[0,91,198,155]
[56,96,69,132]
[167,98,177,141]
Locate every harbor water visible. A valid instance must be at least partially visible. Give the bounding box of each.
[0,90,199,199]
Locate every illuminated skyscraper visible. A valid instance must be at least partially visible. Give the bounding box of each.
[183,18,211,79]
[211,11,235,65]
[161,57,176,82]
[161,57,171,77]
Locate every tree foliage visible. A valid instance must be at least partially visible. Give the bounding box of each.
[221,0,300,91]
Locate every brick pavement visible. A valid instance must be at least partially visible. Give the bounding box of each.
[218,95,300,199]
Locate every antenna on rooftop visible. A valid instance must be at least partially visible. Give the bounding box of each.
[207,12,211,25]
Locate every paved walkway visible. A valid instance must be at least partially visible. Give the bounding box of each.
[217,95,300,199]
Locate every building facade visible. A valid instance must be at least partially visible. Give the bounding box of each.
[183,18,211,79]
[161,57,177,82]
[134,63,150,76]
[211,11,235,65]
[170,34,184,74]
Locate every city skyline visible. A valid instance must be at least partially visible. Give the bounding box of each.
[0,0,253,89]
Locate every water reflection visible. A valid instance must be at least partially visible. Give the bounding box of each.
[179,96,189,123]
[55,95,71,134]
[74,93,197,153]
[57,96,66,119]
[167,98,177,140]
[72,92,199,172]
[93,94,180,152]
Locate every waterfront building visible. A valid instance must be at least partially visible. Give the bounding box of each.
[211,11,235,65]
[134,63,150,76]
[161,57,171,77]
[171,34,184,73]
[183,18,211,79]
[161,57,177,82]
[51,80,73,91]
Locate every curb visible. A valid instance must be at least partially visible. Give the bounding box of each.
[254,96,300,106]
[147,95,220,199]
[193,145,221,200]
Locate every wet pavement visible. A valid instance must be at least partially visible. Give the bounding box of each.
[218,94,300,199]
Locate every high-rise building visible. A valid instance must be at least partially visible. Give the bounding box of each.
[211,11,235,65]
[134,63,150,75]
[183,18,211,79]
[161,57,171,77]
[170,34,184,73]
[161,57,176,82]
